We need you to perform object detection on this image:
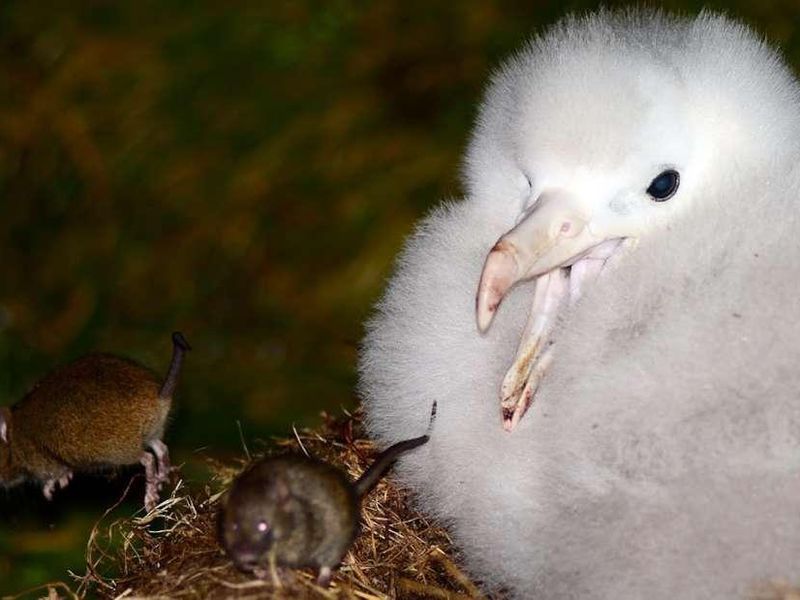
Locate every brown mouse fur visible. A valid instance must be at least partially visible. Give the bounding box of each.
[0,332,190,511]
[221,455,361,586]
[220,404,435,586]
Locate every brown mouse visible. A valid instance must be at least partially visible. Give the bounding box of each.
[0,332,190,511]
[220,405,436,586]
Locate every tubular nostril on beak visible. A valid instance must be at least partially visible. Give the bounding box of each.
[554,214,587,239]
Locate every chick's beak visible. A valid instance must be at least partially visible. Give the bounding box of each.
[476,190,605,332]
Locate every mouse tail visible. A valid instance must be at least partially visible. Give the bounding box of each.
[353,401,437,498]
[353,434,429,498]
[159,332,191,399]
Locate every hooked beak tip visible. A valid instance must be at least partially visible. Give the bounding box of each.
[476,301,496,333]
[475,242,520,332]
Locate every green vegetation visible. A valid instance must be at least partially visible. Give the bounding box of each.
[1,0,798,594]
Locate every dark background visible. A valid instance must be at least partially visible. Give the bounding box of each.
[1,0,799,594]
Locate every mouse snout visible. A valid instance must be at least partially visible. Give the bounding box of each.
[231,550,261,573]
[222,514,276,573]
[226,534,272,572]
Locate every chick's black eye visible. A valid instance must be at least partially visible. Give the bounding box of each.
[647,169,680,202]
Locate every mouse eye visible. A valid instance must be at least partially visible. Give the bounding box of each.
[257,520,269,534]
[647,169,680,202]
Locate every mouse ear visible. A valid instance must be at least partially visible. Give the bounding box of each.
[0,407,9,444]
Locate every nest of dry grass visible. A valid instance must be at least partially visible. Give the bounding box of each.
[13,410,800,600]
[46,410,488,599]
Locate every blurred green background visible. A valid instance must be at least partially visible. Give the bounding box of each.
[1,0,799,595]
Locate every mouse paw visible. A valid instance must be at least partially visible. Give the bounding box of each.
[316,566,333,588]
[143,486,160,513]
[42,470,74,500]
[146,439,172,489]
[58,471,73,489]
[42,479,57,501]
[140,451,161,512]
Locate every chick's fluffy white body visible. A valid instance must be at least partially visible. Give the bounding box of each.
[360,11,800,599]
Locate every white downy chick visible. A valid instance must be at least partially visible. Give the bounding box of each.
[360,9,800,598]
